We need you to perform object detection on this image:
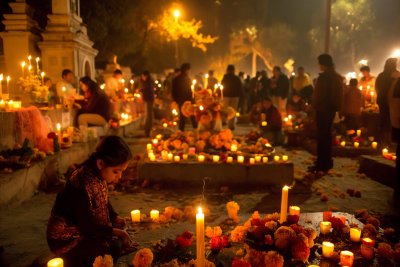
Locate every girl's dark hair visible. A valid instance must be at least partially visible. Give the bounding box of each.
[384,58,398,73]
[318,54,334,67]
[79,136,132,173]
[80,76,100,94]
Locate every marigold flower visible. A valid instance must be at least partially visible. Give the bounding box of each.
[203,206,211,216]
[188,259,216,267]
[173,209,183,221]
[290,236,310,263]
[243,220,252,230]
[205,226,222,238]
[349,223,358,228]
[363,223,377,237]
[154,215,168,224]
[321,193,329,201]
[175,236,192,248]
[274,226,296,250]
[264,234,274,245]
[297,233,308,246]
[377,242,394,258]
[233,216,240,223]
[93,254,113,267]
[264,251,284,267]
[244,248,267,267]
[366,217,380,229]
[133,248,153,267]
[231,226,247,243]
[265,221,277,231]
[231,258,251,267]
[384,228,395,238]
[227,201,240,211]
[251,211,261,220]
[342,226,350,234]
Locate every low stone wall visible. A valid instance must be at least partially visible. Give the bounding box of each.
[359,155,396,189]
[303,139,380,158]
[137,158,294,188]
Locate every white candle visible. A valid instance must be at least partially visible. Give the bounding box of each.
[320,221,332,235]
[357,130,361,137]
[174,156,180,162]
[213,155,219,162]
[227,157,233,163]
[231,144,237,152]
[237,156,244,163]
[289,206,300,216]
[274,156,280,162]
[130,79,134,90]
[383,148,388,157]
[255,155,261,162]
[7,100,14,110]
[198,155,205,162]
[13,101,21,109]
[57,123,61,143]
[220,85,223,100]
[6,76,10,94]
[280,186,289,223]
[196,207,205,267]
[0,100,5,111]
[249,158,255,165]
[322,242,334,258]
[168,153,173,161]
[372,142,377,149]
[131,210,140,223]
[350,228,361,242]
[282,155,288,162]
[41,72,45,85]
[263,157,268,163]
[48,258,63,267]
[147,143,152,151]
[205,74,208,88]
[150,210,159,220]
[354,142,359,148]
[149,154,156,162]
[191,85,195,99]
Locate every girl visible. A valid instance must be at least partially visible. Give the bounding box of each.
[47,136,136,267]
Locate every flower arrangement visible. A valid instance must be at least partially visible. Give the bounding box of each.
[93,254,113,267]
[18,76,49,102]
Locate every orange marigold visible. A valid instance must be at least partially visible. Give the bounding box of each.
[321,193,329,201]
[264,251,284,267]
[133,248,153,267]
[384,228,395,238]
[93,254,113,267]
[205,226,222,238]
[244,248,266,267]
[366,217,380,229]
[377,243,394,258]
[363,224,377,237]
[231,226,247,243]
[265,235,274,245]
[173,209,183,221]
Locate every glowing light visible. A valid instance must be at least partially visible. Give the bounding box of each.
[137,94,141,98]
[125,88,128,93]
[220,85,223,90]
[158,84,161,87]
[198,206,202,214]
[62,87,65,92]
[359,59,368,65]
[22,62,25,67]
[130,79,134,84]
[7,76,10,82]
[155,80,159,84]
[200,105,204,110]
[36,57,39,62]
[359,86,363,90]
[193,80,197,85]
[100,85,105,89]
[205,74,209,78]
[174,10,180,17]
[41,72,45,77]
[214,84,218,89]
[392,49,400,58]
[291,72,295,76]
[121,79,125,83]
[288,115,292,119]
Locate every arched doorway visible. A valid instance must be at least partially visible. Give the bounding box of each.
[84,61,91,78]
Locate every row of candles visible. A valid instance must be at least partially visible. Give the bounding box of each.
[341,141,378,149]
[0,100,22,111]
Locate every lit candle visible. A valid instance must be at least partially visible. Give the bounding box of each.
[220,85,223,100]
[249,158,255,165]
[263,157,268,163]
[163,123,168,128]
[237,156,244,163]
[231,144,237,152]
[168,153,173,161]
[274,156,280,162]
[255,155,261,162]
[372,142,377,149]
[350,228,361,242]
[156,134,162,140]
[361,244,374,260]
[191,85,195,98]
[198,155,205,162]
[322,242,334,258]
[7,100,14,109]
[214,84,218,94]
[183,154,188,160]
[282,155,288,162]
[174,156,180,163]
[213,155,219,162]
[28,55,31,67]
[36,57,39,74]
[0,100,5,111]
[161,150,168,160]
[205,74,208,88]
[41,72,45,85]
[28,65,32,77]
[47,258,63,267]
[6,76,10,94]
[357,130,361,137]
[147,143,152,151]
[289,206,300,216]
[153,139,158,147]
[323,211,332,221]
[149,154,156,162]
[173,121,177,126]
[340,251,354,267]
[280,186,289,223]
[189,147,196,154]
[150,210,159,220]
[261,121,267,126]
[22,62,25,77]
[196,207,205,267]
[383,148,388,157]
[354,142,359,148]
[57,123,61,143]
[227,157,233,163]
[130,79,134,90]
[131,210,140,223]
[13,101,21,109]
[337,216,346,225]
[341,141,346,147]
[362,238,375,247]
[320,221,332,234]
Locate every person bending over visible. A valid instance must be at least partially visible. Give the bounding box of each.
[259,97,284,145]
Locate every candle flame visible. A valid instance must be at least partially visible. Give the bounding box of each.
[48,258,63,266]
[205,74,209,78]
[121,79,125,83]
[9,100,13,103]
[28,65,31,70]
[7,76,10,82]
[323,242,334,247]
[359,86,363,90]
[22,61,25,67]
[130,79,134,84]
[62,87,65,91]
[137,94,141,98]
[220,85,223,90]
[200,105,203,110]
[57,123,60,131]
[214,84,218,89]
[36,57,39,62]
[125,88,128,92]
[28,56,31,60]
[384,148,388,152]
[371,92,374,96]
[0,100,3,103]
[283,186,289,189]
[191,85,194,90]
[193,80,196,85]
[285,117,288,121]
[0,74,3,81]
[198,207,202,214]
[41,72,45,77]
[288,115,292,119]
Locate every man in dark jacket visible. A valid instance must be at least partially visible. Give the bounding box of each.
[270,66,290,118]
[221,65,244,130]
[172,63,198,131]
[310,54,344,172]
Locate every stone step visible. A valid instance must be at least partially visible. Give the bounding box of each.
[359,155,396,189]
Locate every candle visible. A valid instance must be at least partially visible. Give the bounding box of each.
[274,156,280,162]
[320,221,332,234]
[383,148,388,157]
[173,121,177,126]
[323,211,332,221]
[7,100,14,109]
[191,85,195,98]
[354,142,359,148]
[196,207,205,267]
[231,144,237,152]
[205,74,208,88]
[220,85,223,100]
[198,155,205,162]
[340,251,354,267]
[28,55,31,67]
[6,76,10,94]
[22,61,25,77]
[214,84,218,94]
[163,123,168,128]
[57,123,61,143]
[150,210,159,220]
[350,227,361,242]
[357,130,361,137]
[168,153,173,161]
[183,154,188,160]
[227,157,233,163]
[0,100,5,111]
[213,155,219,162]
[361,244,374,260]
[337,216,346,225]
[263,157,268,163]
[36,57,39,74]
[161,150,168,160]
[280,186,289,223]
[13,101,21,109]
[289,206,300,216]
[130,79,134,90]
[341,141,346,147]
[47,258,63,267]
[153,139,158,147]
[249,158,255,165]
[41,72,45,85]
[322,242,334,258]
[147,143,152,151]
[362,238,375,247]
[261,121,267,126]
[237,156,244,163]
[372,142,377,149]
[174,156,180,162]
[282,155,288,162]
[255,155,261,162]
[131,210,140,223]
[189,147,196,154]
[150,154,156,162]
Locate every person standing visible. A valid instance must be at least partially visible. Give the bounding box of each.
[388,74,400,196]
[139,71,155,137]
[105,69,123,99]
[207,70,219,91]
[310,54,343,172]
[341,78,365,130]
[376,58,399,147]
[221,65,244,130]
[358,65,376,103]
[292,67,310,94]
[270,66,290,119]
[56,69,74,98]
[258,70,270,102]
[172,63,198,131]
[249,72,261,113]
[238,72,246,115]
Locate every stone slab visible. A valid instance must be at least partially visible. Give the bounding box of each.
[137,158,294,188]
[359,155,396,188]
[303,139,380,158]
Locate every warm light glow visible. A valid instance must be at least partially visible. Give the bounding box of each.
[291,72,295,76]
[22,61,25,67]
[214,84,218,89]
[359,86,363,90]
[36,57,39,62]
[198,206,202,214]
[41,72,45,77]
[288,115,292,119]
[100,85,105,89]
[163,123,168,128]
[359,59,368,65]
[200,105,204,110]
[158,84,161,87]
[283,186,289,190]
[28,55,31,60]
[137,94,141,98]
[220,85,223,90]
[392,49,400,58]
[191,85,194,90]
[57,123,60,131]
[205,74,209,78]
[371,91,374,96]
[125,88,128,93]
[193,80,196,85]
[7,76,10,82]
[174,10,180,17]
[47,258,63,267]
[284,117,288,122]
[62,87,65,92]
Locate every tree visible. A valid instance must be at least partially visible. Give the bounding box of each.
[310,0,375,72]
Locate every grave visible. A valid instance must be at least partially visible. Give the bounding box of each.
[359,155,396,189]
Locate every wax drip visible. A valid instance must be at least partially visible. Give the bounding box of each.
[200,177,211,205]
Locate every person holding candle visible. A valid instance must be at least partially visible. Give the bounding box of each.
[56,69,74,98]
[172,63,198,131]
[221,65,244,130]
[358,65,376,104]
[259,97,284,146]
[286,91,307,122]
[47,136,138,267]
[138,71,155,137]
[341,79,364,130]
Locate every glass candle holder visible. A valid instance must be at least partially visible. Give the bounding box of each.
[354,142,359,148]
[282,155,288,162]
[320,221,332,235]
[131,210,140,222]
[213,155,219,162]
[237,156,244,163]
[174,156,180,162]
[340,251,354,267]
[323,211,332,221]
[168,153,173,161]
[150,210,159,220]
[227,156,233,163]
[182,154,188,160]
[289,206,300,216]
[322,242,334,258]
[263,157,268,163]
[274,156,280,162]
[372,142,377,149]
[360,244,374,260]
[350,228,361,242]
[249,158,255,165]
[255,155,261,162]
[198,155,205,162]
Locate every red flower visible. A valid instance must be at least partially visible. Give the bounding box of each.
[232,258,251,267]
[290,236,310,263]
[330,216,345,231]
[281,215,299,226]
[175,236,192,248]
[182,231,193,240]
[253,218,261,226]
[47,132,57,139]
[221,235,229,247]
[254,225,267,241]
[211,236,223,250]
[290,224,309,237]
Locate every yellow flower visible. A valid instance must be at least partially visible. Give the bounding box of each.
[205,226,222,238]
[231,226,247,243]
[93,254,113,267]
[133,248,153,267]
[264,251,284,267]
[173,209,183,221]
[251,211,260,220]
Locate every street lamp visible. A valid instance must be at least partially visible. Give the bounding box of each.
[174,10,180,67]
